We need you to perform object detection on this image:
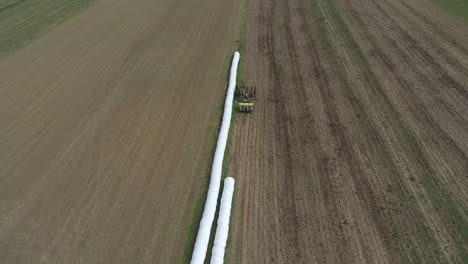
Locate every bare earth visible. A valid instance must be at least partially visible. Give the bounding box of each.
[227,0,468,263]
[0,0,241,262]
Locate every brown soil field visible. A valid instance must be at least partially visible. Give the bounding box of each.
[0,0,242,262]
[226,0,468,263]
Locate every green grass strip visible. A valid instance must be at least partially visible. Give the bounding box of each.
[428,0,468,23]
[0,0,96,57]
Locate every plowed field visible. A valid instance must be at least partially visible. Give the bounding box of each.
[226,0,468,263]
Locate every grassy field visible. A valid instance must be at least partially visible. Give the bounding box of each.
[429,0,468,23]
[0,0,96,57]
[179,55,235,264]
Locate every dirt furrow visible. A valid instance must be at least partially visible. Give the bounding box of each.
[227,0,468,262]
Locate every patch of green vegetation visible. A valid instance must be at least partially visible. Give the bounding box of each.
[420,161,468,263]
[203,180,224,264]
[0,0,26,11]
[428,0,468,23]
[235,0,249,88]
[202,66,235,264]
[203,0,251,261]
[309,0,467,261]
[223,1,249,263]
[204,4,250,258]
[180,55,233,264]
[181,0,250,261]
[180,170,211,264]
[225,184,244,264]
[0,0,96,57]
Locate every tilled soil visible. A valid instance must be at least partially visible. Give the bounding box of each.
[226,0,468,263]
[0,0,241,262]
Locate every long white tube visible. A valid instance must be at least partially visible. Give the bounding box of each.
[190,52,240,264]
[210,177,235,264]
